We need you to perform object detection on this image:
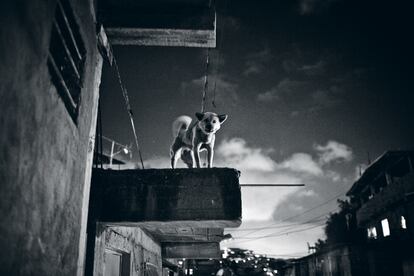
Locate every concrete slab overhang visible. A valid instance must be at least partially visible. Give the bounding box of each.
[98,0,216,47]
[89,168,242,228]
[162,242,221,259]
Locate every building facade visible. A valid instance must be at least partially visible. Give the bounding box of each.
[0,1,240,275]
[0,1,102,274]
[347,151,414,276]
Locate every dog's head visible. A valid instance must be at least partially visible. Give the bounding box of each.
[195,112,228,135]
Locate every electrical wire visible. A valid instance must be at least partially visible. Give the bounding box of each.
[231,206,339,242]
[211,0,229,108]
[231,222,326,244]
[111,51,145,169]
[231,190,347,238]
[227,217,327,232]
[201,48,210,113]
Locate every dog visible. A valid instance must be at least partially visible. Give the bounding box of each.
[170,112,228,169]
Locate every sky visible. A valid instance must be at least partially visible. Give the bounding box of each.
[99,0,414,258]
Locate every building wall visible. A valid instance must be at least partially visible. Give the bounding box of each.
[0,0,102,275]
[92,224,162,276]
[357,172,414,227]
[291,245,369,276]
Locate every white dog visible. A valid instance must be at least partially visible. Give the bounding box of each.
[170,112,228,169]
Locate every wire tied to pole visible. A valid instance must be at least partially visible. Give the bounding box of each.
[201,48,210,113]
[112,55,145,169]
[211,0,228,109]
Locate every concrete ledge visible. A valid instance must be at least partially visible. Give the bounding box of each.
[106,27,216,48]
[99,1,216,47]
[162,242,221,259]
[89,168,242,228]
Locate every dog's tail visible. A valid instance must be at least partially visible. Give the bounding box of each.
[172,115,192,138]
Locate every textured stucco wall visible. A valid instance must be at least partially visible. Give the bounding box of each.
[93,224,162,276]
[0,0,102,275]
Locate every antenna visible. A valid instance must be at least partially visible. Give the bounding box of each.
[367,151,371,165]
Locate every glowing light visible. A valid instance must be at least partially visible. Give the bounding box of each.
[381,218,390,237]
[367,226,377,239]
[401,216,407,229]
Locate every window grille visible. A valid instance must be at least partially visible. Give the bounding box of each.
[48,0,86,122]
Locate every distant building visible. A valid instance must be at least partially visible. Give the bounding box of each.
[347,150,414,276]
[285,244,369,276]
[284,150,414,276]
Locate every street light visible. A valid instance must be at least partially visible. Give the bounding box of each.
[109,140,131,165]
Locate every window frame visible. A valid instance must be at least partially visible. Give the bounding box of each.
[48,0,86,123]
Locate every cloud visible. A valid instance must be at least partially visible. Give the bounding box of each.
[216,138,276,172]
[243,48,273,76]
[298,0,342,15]
[279,153,323,176]
[257,79,308,103]
[181,75,239,108]
[257,78,344,114]
[299,60,326,76]
[314,140,353,164]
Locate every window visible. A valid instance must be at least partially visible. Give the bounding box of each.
[367,226,377,239]
[381,219,390,237]
[48,0,86,122]
[104,249,130,276]
[401,216,407,229]
[145,262,159,276]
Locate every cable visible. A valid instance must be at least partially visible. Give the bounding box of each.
[226,217,327,232]
[233,190,347,237]
[211,0,229,108]
[201,48,210,113]
[231,222,326,244]
[111,51,145,169]
[232,206,338,242]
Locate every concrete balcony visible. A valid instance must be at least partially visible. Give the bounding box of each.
[357,172,414,227]
[88,168,241,260]
[89,168,242,228]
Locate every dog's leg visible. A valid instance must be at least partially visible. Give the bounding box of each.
[181,149,194,168]
[171,147,182,169]
[194,144,202,168]
[206,145,214,168]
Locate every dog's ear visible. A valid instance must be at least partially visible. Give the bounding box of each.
[195,112,204,121]
[218,114,228,124]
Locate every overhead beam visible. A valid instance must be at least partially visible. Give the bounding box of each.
[89,168,242,228]
[162,242,221,259]
[98,2,216,47]
[142,227,224,243]
[105,27,215,48]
